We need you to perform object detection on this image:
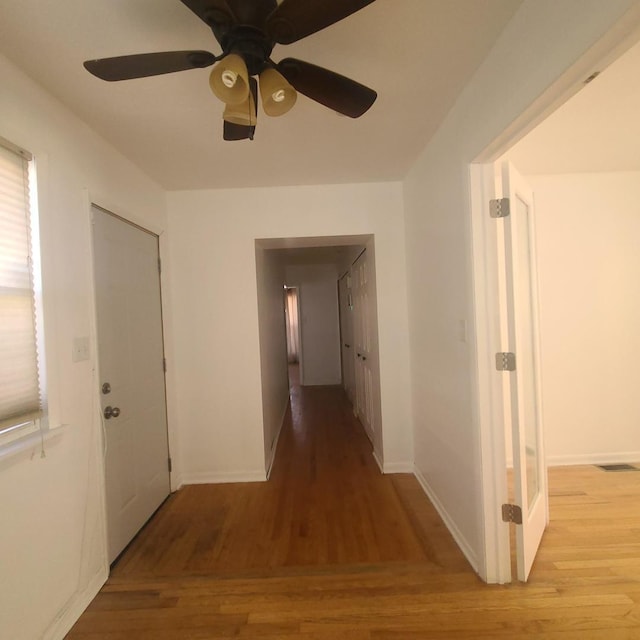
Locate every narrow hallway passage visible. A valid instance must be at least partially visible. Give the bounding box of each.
[107,381,465,577]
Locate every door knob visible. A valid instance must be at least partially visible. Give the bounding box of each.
[103,406,121,419]
[101,382,111,395]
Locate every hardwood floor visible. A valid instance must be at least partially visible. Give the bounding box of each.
[66,383,640,639]
[105,381,463,576]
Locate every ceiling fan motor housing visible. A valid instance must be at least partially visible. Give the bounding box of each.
[215,25,275,76]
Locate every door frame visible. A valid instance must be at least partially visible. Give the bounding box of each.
[469,24,640,584]
[255,234,385,466]
[284,285,303,384]
[85,193,175,569]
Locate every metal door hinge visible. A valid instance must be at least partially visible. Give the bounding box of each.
[502,503,523,524]
[168,457,172,473]
[490,197,510,218]
[496,352,516,371]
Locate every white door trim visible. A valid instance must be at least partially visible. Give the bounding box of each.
[91,204,172,562]
[85,194,174,573]
[469,163,511,584]
[468,15,640,584]
[85,191,180,492]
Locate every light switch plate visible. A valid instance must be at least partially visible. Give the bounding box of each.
[72,336,90,362]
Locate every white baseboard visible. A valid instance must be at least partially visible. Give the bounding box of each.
[266,400,289,479]
[372,450,384,473]
[383,461,414,474]
[182,470,267,485]
[172,472,184,491]
[43,565,108,640]
[413,466,479,573]
[547,451,640,467]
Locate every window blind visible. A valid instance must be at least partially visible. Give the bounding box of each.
[0,142,42,433]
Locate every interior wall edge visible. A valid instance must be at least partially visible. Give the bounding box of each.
[413,465,479,575]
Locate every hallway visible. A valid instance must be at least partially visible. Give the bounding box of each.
[65,383,640,639]
[105,381,466,577]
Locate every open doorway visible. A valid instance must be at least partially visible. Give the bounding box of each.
[471,36,640,583]
[255,235,384,476]
[499,39,640,469]
[284,286,301,387]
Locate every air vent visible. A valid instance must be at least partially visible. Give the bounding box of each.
[596,464,639,472]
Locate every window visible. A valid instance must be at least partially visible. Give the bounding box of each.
[0,138,47,448]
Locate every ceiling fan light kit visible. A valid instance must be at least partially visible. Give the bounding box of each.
[209,53,250,105]
[259,68,297,117]
[222,79,257,127]
[84,0,378,141]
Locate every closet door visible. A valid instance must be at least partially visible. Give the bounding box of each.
[93,206,171,562]
[353,251,373,442]
[338,273,355,405]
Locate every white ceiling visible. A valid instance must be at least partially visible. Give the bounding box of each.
[506,39,640,174]
[0,0,522,190]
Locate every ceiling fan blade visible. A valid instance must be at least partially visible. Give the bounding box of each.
[84,51,217,81]
[182,0,277,35]
[225,0,277,26]
[277,58,376,118]
[223,121,256,141]
[267,0,376,45]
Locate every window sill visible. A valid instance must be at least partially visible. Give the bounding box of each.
[0,425,68,464]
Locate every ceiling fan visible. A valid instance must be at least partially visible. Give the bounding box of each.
[84,0,378,141]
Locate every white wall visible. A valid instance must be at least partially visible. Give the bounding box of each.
[166,182,413,474]
[0,54,168,640]
[402,0,640,574]
[3,7,636,632]
[255,248,289,473]
[285,263,341,386]
[528,172,640,464]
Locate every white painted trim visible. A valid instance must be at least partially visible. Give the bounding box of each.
[182,471,267,485]
[383,461,414,474]
[266,398,289,479]
[548,452,640,467]
[0,424,67,465]
[372,450,384,474]
[42,566,108,640]
[413,466,479,574]
[469,163,512,585]
[83,191,111,592]
[173,473,185,491]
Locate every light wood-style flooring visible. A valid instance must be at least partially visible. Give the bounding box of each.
[66,380,640,639]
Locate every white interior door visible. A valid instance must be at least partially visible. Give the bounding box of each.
[338,273,355,405]
[92,206,171,563]
[352,251,374,442]
[502,163,548,581]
